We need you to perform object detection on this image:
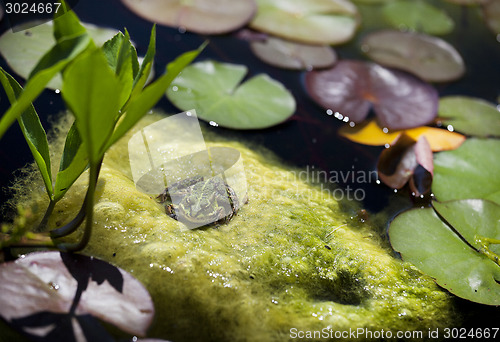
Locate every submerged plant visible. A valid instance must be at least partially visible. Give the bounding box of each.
[0,3,203,251]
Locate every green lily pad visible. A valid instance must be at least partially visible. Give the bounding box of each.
[383,0,454,35]
[0,21,119,90]
[389,201,500,305]
[166,60,296,129]
[249,0,359,45]
[250,36,337,70]
[120,0,257,35]
[438,96,500,137]
[433,138,500,204]
[361,30,465,82]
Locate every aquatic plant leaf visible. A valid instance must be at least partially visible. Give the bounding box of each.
[382,0,454,35]
[305,60,438,130]
[433,138,500,205]
[0,21,118,90]
[0,252,155,338]
[338,119,465,151]
[250,36,337,70]
[106,44,204,150]
[0,33,91,140]
[377,134,433,196]
[361,30,465,82]
[54,122,88,202]
[438,96,500,137]
[249,0,359,45]
[120,0,257,34]
[101,31,135,108]
[389,202,500,305]
[52,1,87,43]
[483,0,500,35]
[132,25,156,93]
[62,48,126,163]
[166,60,296,129]
[0,69,53,198]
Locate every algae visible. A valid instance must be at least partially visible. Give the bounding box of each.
[10,111,456,341]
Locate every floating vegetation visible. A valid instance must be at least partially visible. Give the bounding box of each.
[166,60,296,129]
[120,0,257,34]
[438,96,500,137]
[361,30,465,82]
[250,36,337,70]
[249,0,360,45]
[382,0,455,35]
[305,60,439,130]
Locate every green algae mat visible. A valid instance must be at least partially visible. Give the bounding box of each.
[13,112,455,341]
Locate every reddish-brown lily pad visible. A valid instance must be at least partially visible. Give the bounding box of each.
[120,0,257,34]
[305,60,439,130]
[250,36,337,70]
[377,134,433,197]
[361,30,465,82]
[0,252,154,340]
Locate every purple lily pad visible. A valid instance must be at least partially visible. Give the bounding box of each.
[120,0,257,34]
[0,252,154,340]
[250,36,337,70]
[361,30,465,82]
[305,60,438,130]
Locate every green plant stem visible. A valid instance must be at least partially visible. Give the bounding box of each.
[56,160,102,252]
[49,193,87,238]
[37,200,56,231]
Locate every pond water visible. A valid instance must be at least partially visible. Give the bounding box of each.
[0,0,499,332]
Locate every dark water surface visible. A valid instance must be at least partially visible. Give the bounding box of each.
[0,0,499,331]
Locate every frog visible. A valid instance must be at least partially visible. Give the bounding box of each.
[157,175,239,227]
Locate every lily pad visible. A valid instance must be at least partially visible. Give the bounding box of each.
[483,0,500,35]
[383,0,454,35]
[166,60,296,129]
[377,134,433,196]
[250,36,337,70]
[120,0,257,34]
[389,201,500,305]
[361,30,465,82]
[0,21,119,90]
[0,252,155,339]
[305,60,438,130]
[433,138,500,204]
[249,0,359,45]
[438,96,500,137]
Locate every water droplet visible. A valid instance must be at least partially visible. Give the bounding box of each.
[376,180,381,185]
[384,143,390,148]
[393,189,398,193]
[343,116,349,122]
[349,121,356,127]
[149,263,154,268]
[209,121,219,127]
[178,26,186,34]
[172,86,178,92]
[382,127,389,133]
[447,125,454,132]
[55,89,61,94]
[326,109,333,116]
